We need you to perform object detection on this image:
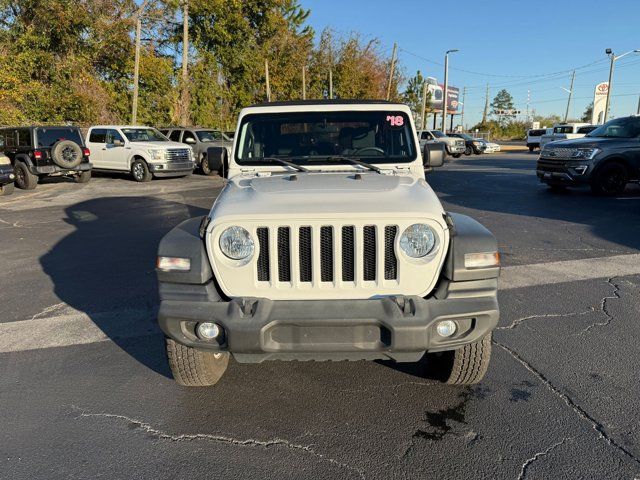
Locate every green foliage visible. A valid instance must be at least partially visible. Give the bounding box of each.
[471,120,528,140]
[581,102,593,123]
[490,88,515,126]
[0,0,402,127]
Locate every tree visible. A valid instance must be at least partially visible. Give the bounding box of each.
[403,70,431,125]
[581,102,593,123]
[490,89,515,125]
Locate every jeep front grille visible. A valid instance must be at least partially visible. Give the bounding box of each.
[256,225,398,284]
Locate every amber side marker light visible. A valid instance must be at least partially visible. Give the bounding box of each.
[464,252,500,269]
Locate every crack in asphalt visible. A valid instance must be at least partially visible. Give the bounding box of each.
[71,406,366,479]
[517,438,570,480]
[493,341,640,466]
[577,277,621,335]
[497,309,594,331]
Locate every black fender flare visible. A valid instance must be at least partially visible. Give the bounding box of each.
[442,213,500,282]
[157,217,213,285]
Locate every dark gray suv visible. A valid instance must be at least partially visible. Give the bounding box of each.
[160,127,232,176]
[537,115,640,195]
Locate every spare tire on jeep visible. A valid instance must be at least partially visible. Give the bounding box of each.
[51,140,83,169]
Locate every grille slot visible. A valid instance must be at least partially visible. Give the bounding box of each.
[363,226,376,281]
[384,226,398,280]
[320,226,334,282]
[342,226,355,282]
[277,227,291,282]
[299,226,312,282]
[256,228,270,281]
[166,149,191,162]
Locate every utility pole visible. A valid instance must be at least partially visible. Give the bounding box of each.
[441,49,458,134]
[526,89,531,126]
[329,68,333,99]
[386,42,398,101]
[131,0,150,125]
[460,86,466,131]
[265,60,271,101]
[302,65,306,100]
[180,0,190,127]
[637,94,640,115]
[420,80,428,130]
[563,70,575,123]
[482,83,489,124]
[603,49,640,122]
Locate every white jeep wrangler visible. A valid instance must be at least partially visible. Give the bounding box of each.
[157,100,500,387]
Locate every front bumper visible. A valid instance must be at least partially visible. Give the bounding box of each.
[0,165,15,185]
[536,157,592,185]
[148,160,195,177]
[447,144,466,154]
[158,292,499,363]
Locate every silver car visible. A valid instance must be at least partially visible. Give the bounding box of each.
[160,127,233,176]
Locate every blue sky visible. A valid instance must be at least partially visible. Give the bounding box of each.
[303,0,640,127]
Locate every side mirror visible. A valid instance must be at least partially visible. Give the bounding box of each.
[113,139,124,147]
[184,137,196,145]
[423,142,445,169]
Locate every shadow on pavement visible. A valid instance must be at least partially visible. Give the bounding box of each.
[40,196,208,378]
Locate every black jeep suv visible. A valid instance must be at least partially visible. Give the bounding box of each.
[0,126,92,190]
[537,115,640,195]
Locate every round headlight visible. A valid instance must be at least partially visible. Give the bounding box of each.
[400,224,436,258]
[219,226,254,260]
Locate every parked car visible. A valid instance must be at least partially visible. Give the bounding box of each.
[224,131,235,140]
[474,138,500,154]
[448,133,486,155]
[539,123,593,149]
[537,115,640,195]
[161,127,233,176]
[156,99,500,388]
[526,128,550,152]
[0,126,92,190]
[417,129,466,157]
[86,126,195,182]
[0,151,15,196]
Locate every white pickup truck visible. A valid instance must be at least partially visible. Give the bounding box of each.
[86,125,195,182]
[539,123,596,149]
[417,129,466,158]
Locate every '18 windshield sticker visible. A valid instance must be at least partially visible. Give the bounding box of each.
[386,115,404,127]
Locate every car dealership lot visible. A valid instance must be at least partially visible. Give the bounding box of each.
[2,154,640,479]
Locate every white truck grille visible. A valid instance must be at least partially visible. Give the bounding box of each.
[208,218,449,301]
[255,225,398,284]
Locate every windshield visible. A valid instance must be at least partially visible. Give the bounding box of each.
[457,133,473,141]
[554,126,575,134]
[224,131,235,140]
[528,129,545,136]
[35,127,83,147]
[196,130,221,142]
[121,128,167,142]
[235,111,416,165]
[587,117,640,138]
[431,130,446,138]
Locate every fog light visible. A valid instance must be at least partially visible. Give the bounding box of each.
[196,322,221,340]
[436,320,457,337]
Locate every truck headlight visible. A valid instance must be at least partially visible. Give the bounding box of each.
[400,224,437,258]
[148,149,165,160]
[219,226,254,260]
[0,155,10,165]
[571,148,599,160]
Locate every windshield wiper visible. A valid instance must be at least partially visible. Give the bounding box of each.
[321,156,382,174]
[257,157,309,172]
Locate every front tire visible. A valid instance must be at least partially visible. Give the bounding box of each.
[14,162,38,190]
[529,146,535,152]
[200,154,216,176]
[166,338,229,387]
[131,158,152,182]
[420,334,492,385]
[464,146,472,156]
[590,162,628,196]
[452,153,462,159]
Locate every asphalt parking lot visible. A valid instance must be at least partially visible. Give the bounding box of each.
[2,154,640,480]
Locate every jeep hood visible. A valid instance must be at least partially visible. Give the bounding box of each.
[210,172,446,222]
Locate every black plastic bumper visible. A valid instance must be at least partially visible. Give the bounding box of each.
[158,294,499,363]
[0,165,14,185]
[32,162,92,175]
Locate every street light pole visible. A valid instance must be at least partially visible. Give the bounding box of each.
[131,0,150,125]
[441,49,458,133]
[604,48,640,122]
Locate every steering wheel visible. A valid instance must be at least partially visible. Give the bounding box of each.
[353,146,386,156]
